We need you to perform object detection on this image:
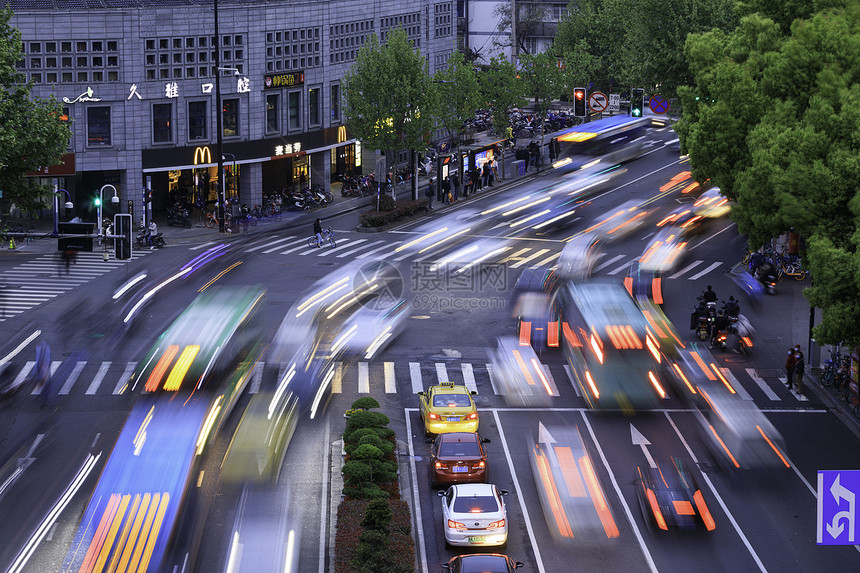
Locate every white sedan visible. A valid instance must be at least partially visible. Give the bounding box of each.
[437,483,509,547]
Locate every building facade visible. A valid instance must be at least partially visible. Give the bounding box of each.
[7,0,455,219]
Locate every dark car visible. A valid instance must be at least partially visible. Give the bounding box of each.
[442,553,524,572]
[511,266,561,351]
[635,457,716,532]
[430,431,490,487]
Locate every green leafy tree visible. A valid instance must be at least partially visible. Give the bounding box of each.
[492,2,550,56]
[676,2,860,344]
[479,55,527,136]
[518,50,565,143]
[0,8,71,211]
[433,50,482,170]
[343,28,434,182]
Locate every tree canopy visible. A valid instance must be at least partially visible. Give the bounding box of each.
[343,29,434,172]
[554,0,737,97]
[0,7,71,210]
[675,1,860,344]
[432,50,482,147]
[478,55,527,136]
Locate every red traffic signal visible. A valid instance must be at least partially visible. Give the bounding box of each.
[573,87,586,117]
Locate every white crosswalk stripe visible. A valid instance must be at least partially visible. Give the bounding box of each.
[669,260,703,279]
[0,357,816,404]
[688,261,723,280]
[593,254,626,272]
[246,236,295,253]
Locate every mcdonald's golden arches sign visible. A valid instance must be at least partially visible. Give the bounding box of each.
[193,146,212,165]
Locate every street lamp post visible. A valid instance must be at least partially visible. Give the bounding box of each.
[52,188,74,237]
[214,0,225,232]
[97,184,119,239]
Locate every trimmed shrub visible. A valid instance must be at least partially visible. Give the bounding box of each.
[377,193,396,211]
[361,498,392,532]
[344,411,390,442]
[342,460,372,487]
[351,443,384,462]
[359,199,429,227]
[358,433,394,457]
[351,396,380,411]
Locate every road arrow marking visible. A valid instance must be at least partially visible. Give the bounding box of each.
[630,424,657,469]
[538,421,556,446]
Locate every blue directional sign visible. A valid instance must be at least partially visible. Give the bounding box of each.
[817,470,858,545]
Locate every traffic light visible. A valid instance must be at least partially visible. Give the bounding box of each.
[94,196,101,207]
[573,87,586,117]
[630,88,645,117]
[114,213,132,260]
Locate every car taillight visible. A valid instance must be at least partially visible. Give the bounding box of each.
[466,412,478,420]
[447,519,466,529]
[488,519,505,528]
[474,461,485,469]
[435,461,445,469]
[428,412,440,420]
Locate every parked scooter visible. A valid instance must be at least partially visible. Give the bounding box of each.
[166,206,192,228]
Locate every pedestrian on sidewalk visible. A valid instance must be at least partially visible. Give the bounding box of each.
[426,178,435,211]
[442,176,451,204]
[784,349,796,388]
[491,157,498,185]
[482,161,490,188]
[793,351,805,393]
[451,171,460,201]
[472,168,482,193]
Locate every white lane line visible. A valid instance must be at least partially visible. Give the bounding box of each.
[532,251,561,268]
[719,367,753,400]
[358,362,370,393]
[593,254,626,272]
[581,411,658,573]
[607,259,633,275]
[563,365,582,397]
[778,376,810,401]
[59,361,87,395]
[485,363,499,395]
[384,362,396,393]
[352,241,397,259]
[664,412,768,571]
[332,362,343,394]
[499,247,531,264]
[687,261,723,280]
[263,236,305,254]
[542,364,559,396]
[745,368,780,400]
[404,410,429,573]
[335,239,385,259]
[435,363,449,384]
[30,362,62,395]
[493,410,547,573]
[113,362,138,395]
[244,235,284,252]
[461,363,477,393]
[189,240,220,251]
[509,248,550,269]
[409,362,423,394]
[85,361,111,395]
[249,361,265,394]
[10,362,34,390]
[317,238,368,257]
[301,238,356,256]
[669,259,703,279]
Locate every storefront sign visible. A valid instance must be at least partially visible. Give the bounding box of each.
[193,146,213,165]
[63,87,101,104]
[274,142,302,156]
[337,125,347,143]
[26,153,76,177]
[264,71,304,89]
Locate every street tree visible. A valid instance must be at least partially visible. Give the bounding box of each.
[0,7,71,211]
[343,28,434,196]
[492,2,550,57]
[517,50,565,146]
[432,50,482,177]
[675,2,860,344]
[478,55,527,138]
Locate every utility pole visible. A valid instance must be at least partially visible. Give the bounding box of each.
[214,0,225,232]
[510,0,517,64]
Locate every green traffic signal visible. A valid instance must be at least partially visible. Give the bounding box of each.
[631,107,642,117]
[94,197,101,207]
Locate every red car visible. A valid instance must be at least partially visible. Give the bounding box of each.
[429,432,490,487]
[442,554,524,572]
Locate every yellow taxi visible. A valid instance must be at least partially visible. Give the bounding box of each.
[418,381,479,437]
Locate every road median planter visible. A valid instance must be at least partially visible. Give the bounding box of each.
[336,397,415,572]
[358,197,428,230]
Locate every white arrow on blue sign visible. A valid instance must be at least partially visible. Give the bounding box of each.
[817,470,858,544]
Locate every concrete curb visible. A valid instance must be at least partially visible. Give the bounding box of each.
[329,438,345,573]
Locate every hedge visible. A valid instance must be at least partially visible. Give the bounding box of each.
[335,499,414,573]
[359,199,429,227]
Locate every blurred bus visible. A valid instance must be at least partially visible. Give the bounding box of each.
[553,115,649,170]
[556,280,666,411]
[132,286,264,400]
[61,396,210,573]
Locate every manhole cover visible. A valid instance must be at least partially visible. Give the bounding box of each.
[756,369,784,378]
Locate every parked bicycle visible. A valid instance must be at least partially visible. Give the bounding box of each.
[205,209,233,230]
[307,227,336,248]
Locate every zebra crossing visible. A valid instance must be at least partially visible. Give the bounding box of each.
[0,251,150,321]
[1,357,811,403]
[233,233,722,279]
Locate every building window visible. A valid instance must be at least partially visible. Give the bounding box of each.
[153,103,172,143]
[288,91,301,130]
[266,93,279,134]
[87,106,111,146]
[309,87,320,126]
[222,98,239,137]
[188,100,207,140]
[331,83,340,122]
